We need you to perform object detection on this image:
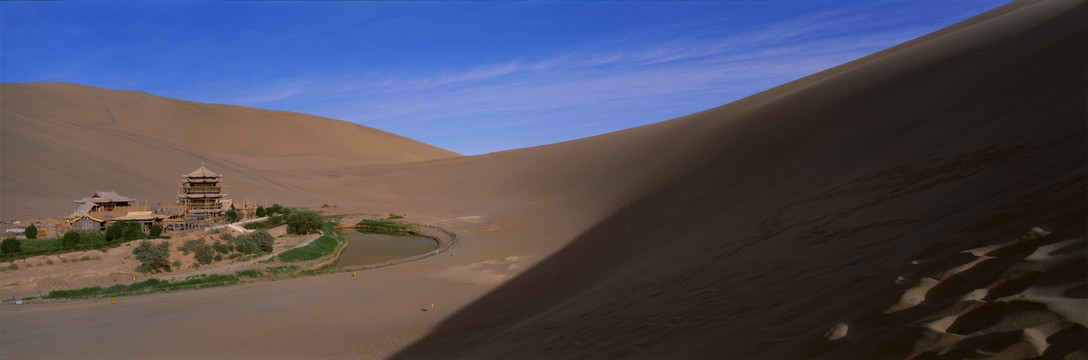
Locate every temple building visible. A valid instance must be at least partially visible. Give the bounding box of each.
[177,163,230,222]
[68,190,160,232]
[65,164,239,233]
[71,191,136,216]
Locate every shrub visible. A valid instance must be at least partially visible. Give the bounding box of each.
[1,237,21,254]
[62,231,81,249]
[256,206,266,218]
[247,230,275,253]
[80,232,105,248]
[179,239,215,264]
[268,203,284,216]
[213,240,233,254]
[25,224,38,239]
[224,209,239,223]
[133,240,172,273]
[231,236,260,254]
[286,210,325,235]
[106,221,144,242]
[388,213,404,220]
[148,225,163,239]
[231,230,273,254]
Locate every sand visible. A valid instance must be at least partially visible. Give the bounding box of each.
[0,83,458,219]
[1,0,1085,358]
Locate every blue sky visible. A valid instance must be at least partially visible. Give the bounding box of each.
[2,1,1007,155]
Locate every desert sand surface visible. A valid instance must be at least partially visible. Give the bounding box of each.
[1,0,1086,359]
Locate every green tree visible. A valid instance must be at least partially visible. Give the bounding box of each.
[106,221,145,242]
[148,225,163,239]
[62,231,82,249]
[247,230,275,253]
[268,203,284,215]
[230,230,274,254]
[286,210,325,235]
[1,237,21,254]
[80,232,105,248]
[224,209,240,223]
[24,224,38,239]
[255,206,266,218]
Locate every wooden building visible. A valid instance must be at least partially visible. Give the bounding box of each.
[177,164,230,222]
[71,191,136,217]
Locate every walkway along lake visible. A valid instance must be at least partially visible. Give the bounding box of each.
[333,229,437,267]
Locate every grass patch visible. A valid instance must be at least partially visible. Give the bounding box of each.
[266,265,299,275]
[355,219,416,236]
[43,274,240,299]
[243,215,285,230]
[235,269,262,279]
[276,223,344,262]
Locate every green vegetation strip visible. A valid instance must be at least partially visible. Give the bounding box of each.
[39,265,314,300]
[44,274,239,299]
[27,222,458,301]
[1,232,164,263]
[355,219,416,236]
[276,223,345,262]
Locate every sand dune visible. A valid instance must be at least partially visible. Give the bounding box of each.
[387,0,1086,358]
[1,82,458,219]
[1,0,1084,359]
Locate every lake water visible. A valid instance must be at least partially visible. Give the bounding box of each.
[334,230,437,267]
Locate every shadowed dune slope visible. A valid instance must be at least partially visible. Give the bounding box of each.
[393,1,1086,358]
[0,83,458,218]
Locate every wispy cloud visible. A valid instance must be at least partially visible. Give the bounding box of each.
[262,8,923,150]
[78,1,998,156]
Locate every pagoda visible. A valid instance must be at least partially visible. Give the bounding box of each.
[177,163,230,221]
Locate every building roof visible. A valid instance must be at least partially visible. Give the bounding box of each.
[70,201,97,218]
[69,213,107,223]
[73,190,136,204]
[180,193,225,199]
[114,211,163,221]
[183,164,221,179]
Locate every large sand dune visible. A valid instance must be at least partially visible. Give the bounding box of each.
[1,82,458,219]
[389,1,1087,358]
[1,0,1085,359]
